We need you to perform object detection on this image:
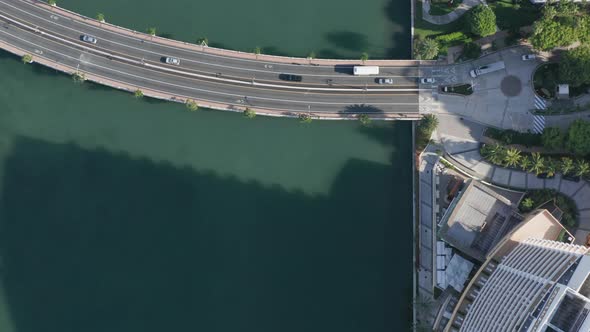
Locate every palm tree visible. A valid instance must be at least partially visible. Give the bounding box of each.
[359,114,371,126]
[21,54,33,64]
[360,52,369,62]
[298,113,312,123]
[147,27,156,38]
[307,51,316,59]
[96,13,105,23]
[560,157,574,175]
[545,159,557,178]
[520,155,532,172]
[530,152,545,175]
[72,71,85,83]
[254,47,261,59]
[504,148,521,168]
[481,143,505,165]
[134,89,144,98]
[576,160,590,178]
[48,0,56,6]
[244,108,256,118]
[196,37,208,46]
[186,99,199,111]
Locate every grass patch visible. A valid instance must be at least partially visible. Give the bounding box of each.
[519,189,579,228]
[533,63,559,99]
[429,0,463,16]
[488,0,541,31]
[415,0,468,39]
[484,127,542,147]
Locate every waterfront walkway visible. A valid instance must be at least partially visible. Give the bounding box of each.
[422,0,483,25]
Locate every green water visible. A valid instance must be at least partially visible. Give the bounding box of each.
[0,1,414,330]
[57,0,411,59]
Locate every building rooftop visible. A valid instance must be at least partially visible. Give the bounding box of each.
[439,180,524,262]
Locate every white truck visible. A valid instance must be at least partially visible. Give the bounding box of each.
[353,66,379,76]
[469,61,505,78]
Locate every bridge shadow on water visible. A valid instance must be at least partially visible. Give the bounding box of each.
[0,134,412,332]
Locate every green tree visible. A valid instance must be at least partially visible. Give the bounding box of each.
[48,0,56,6]
[560,46,590,87]
[466,5,497,37]
[530,152,545,175]
[481,143,505,165]
[134,89,144,98]
[72,71,85,83]
[21,54,33,64]
[413,38,439,60]
[360,52,369,62]
[560,157,575,175]
[359,114,371,126]
[298,113,312,123]
[522,197,535,211]
[531,16,579,51]
[417,114,439,138]
[565,120,590,156]
[244,108,256,118]
[541,127,564,150]
[576,160,590,178]
[196,37,209,45]
[96,13,105,22]
[254,47,262,56]
[520,155,532,171]
[147,27,156,36]
[186,99,199,111]
[307,51,316,59]
[504,148,522,167]
[462,42,482,60]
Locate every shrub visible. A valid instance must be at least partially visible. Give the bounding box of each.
[466,5,497,37]
[541,127,564,150]
[565,120,590,156]
[560,46,590,87]
[413,38,439,60]
[462,42,482,60]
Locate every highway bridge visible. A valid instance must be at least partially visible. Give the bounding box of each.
[0,0,437,119]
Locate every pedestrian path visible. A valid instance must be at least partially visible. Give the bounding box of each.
[532,114,545,134]
[534,95,548,110]
[422,0,483,25]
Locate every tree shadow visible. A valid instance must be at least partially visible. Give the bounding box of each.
[324,31,370,52]
[0,136,413,332]
[342,104,385,114]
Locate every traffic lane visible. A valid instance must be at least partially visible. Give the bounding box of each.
[0,5,419,88]
[2,0,421,80]
[0,26,420,113]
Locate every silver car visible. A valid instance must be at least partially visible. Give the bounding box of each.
[421,78,435,84]
[165,57,180,65]
[376,78,394,84]
[521,54,536,61]
[81,35,97,44]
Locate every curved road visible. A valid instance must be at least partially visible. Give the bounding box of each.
[0,0,430,118]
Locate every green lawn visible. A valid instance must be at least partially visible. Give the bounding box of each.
[414,0,467,39]
[488,0,541,31]
[428,0,463,16]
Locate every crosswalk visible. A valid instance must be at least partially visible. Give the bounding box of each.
[534,95,547,110]
[532,115,545,134]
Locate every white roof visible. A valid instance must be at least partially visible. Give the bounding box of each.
[557,84,569,95]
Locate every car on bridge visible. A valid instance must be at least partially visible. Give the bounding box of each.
[421,78,435,84]
[279,74,303,82]
[163,57,181,65]
[375,78,393,84]
[80,35,97,44]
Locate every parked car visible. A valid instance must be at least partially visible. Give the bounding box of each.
[81,35,97,44]
[421,77,435,84]
[521,54,536,61]
[163,57,181,65]
[279,74,303,82]
[376,78,394,84]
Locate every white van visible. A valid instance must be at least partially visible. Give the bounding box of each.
[469,61,505,78]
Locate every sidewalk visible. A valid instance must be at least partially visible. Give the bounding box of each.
[422,0,482,25]
[435,115,590,244]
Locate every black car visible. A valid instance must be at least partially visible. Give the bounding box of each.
[279,74,302,82]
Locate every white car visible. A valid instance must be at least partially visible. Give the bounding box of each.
[81,35,97,44]
[421,78,435,84]
[164,57,180,65]
[376,78,394,84]
[521,54,536,61]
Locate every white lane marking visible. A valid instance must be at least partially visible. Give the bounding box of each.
[2,0,421,78]
[0,29,420,107]
[0,12,423,93]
